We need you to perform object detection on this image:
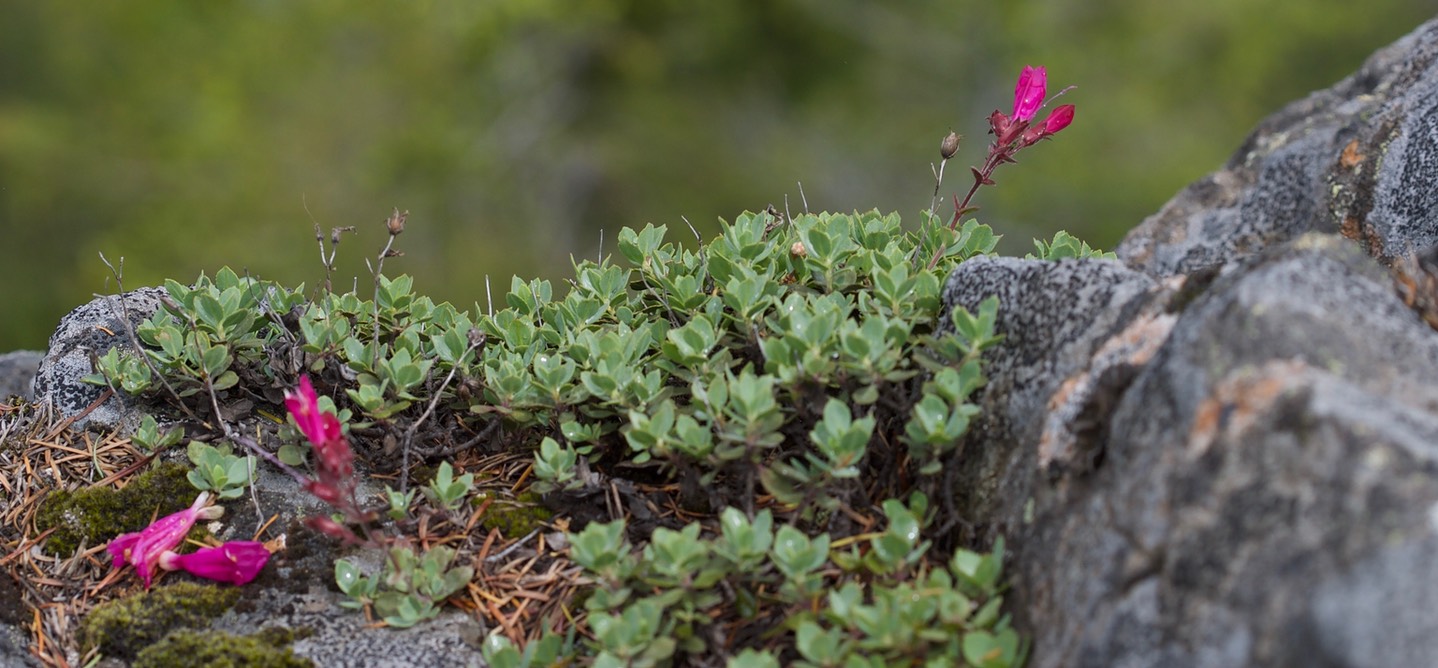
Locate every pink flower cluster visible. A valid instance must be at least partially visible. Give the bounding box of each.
[285,375,368,543]
[107,492,270,588]
[989,65,1076,151]
[286,376,355,507]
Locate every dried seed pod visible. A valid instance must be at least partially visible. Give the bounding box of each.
[385,208,408,236]
[940,131,962,160]
[467,328,488,351]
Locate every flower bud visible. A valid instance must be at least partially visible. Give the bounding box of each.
[467,328,487,351]
[790,241,808,258]
[306,515,357,542]
[1043,104,1076,135]
[306,480,343,505]
[940,131,962,160]
[988,110,1011,139]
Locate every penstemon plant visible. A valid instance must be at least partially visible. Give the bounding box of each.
[283,376,474,626]
[926,65,1076,270]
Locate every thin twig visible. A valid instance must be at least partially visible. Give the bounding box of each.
[637,270,679,327]
[680,216,701,244]
[95,253,203,424]
[485,275,493,318]
[433,419,502,458]
[485,528,542,563]
[371,239,398,369]
[929,158,949,218]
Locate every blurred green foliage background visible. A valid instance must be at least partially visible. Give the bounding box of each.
[2,1,1433,350]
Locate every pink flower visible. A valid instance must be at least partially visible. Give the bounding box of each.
[1043,104,1075,134]
[1012,65,1047,122]
[285,376,344,448]
[285,376,353,480]
[160,541,271,586]
[107,493,224,588]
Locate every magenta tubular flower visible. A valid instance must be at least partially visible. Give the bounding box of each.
[285,376,354,480]
[106,492,224,587]
[1044,104,1076,134]
[107,532,141,569]
[160,541,271,586]
[1012,65,1047,122]
[285,376,344,447]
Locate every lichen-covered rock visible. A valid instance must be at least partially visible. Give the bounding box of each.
[1045,236,1438,667]
[948,21,1438,663]
[0,572,38,668]
[945,235,1438,667]
[32,288,166,432]
[1118,17,1438,277]
[940,255,1170,521]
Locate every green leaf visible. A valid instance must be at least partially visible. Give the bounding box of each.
[726,649,780,668]
[200,343,230,379]
[772,525,829,578]
[278,444,307,467]
[962,628,1019,668]
[335,559,364,597]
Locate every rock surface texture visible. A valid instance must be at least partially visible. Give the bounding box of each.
[943,17,1438,668]
[0,351,42,402]
[31,288,167,432]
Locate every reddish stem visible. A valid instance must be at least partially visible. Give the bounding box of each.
[924,145,1007,271]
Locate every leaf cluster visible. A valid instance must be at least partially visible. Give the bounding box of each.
[550,497,1025,667]
[81,206,1110,658]
[185,441,254,500]
[334,544,474,629]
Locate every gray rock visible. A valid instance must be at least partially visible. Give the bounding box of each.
[203,464,486,666]
[0,350,43,401]
[946,235,1438,667]
[31,288,166,432]
[1118,17,1438,277]
[211,584,485,668]
[944,20,1438,664]
[0,571,39,668]
[940,255,1171,521]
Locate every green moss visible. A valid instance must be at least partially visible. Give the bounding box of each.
[80,581,240,660]
[34,461,197,557]
[133,630,312,668]
[476,489,553,537]
[252,625,315,647]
